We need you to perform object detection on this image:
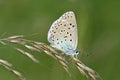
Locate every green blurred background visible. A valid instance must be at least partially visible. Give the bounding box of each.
[0,0,120,80]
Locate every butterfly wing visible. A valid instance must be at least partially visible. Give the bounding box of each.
[59,11,78,49]
[47,11,78,53]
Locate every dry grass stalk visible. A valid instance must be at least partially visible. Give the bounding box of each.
[31,42,69,73]
[25,45,40,52]
[0,59,25,80]
[0,59,12,67]
[1,35,69,73]
[16,48,39,63]
[0,35,102,80]
[73,57,101,80]
[5,35,25,44]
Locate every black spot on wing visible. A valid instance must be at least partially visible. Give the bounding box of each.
[70,23,72,26]
[64,36,67,38]
[56,28,58,29]
[52,30,54,32]
[72,25,75,27]
[70,39,72,41]
[57,42,59,44]
[68,27,70,29]
[64,24,66,26]
[70,34,72,36]
[61,30,63,32]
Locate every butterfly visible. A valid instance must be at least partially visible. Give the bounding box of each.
[47,11,79,56]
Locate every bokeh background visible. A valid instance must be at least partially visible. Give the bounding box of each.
[0,0,120,80]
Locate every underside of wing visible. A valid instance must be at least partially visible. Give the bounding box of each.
[47,11,78,52]
[59,11,78,49]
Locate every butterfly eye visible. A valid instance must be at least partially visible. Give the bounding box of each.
[75,50,80,54]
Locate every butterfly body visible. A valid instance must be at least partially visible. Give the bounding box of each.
[48,11,79,56]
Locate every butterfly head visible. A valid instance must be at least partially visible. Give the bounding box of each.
[65,49,80,57]
[68,50,79,58]
[75,50,80,55]
[72,49,80,56]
